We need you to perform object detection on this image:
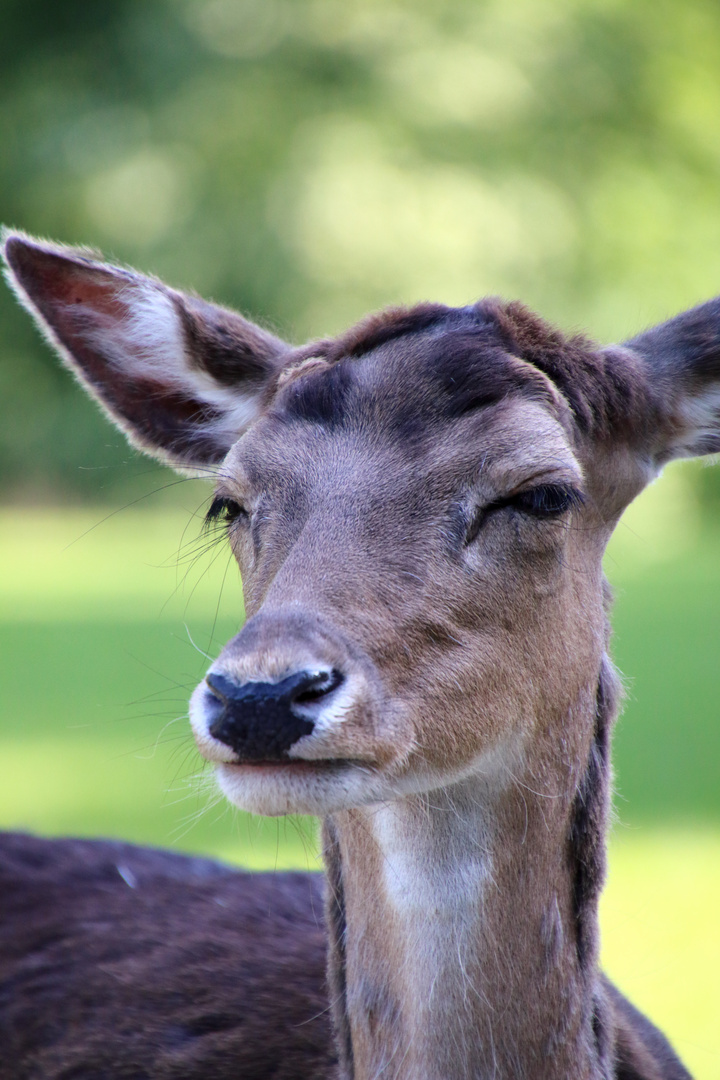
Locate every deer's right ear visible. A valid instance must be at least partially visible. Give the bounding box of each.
[620,297,720,464]
[2,231,290,469]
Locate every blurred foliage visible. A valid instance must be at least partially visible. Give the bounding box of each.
[3,0,720,500]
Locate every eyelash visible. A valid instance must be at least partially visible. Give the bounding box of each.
[205,496,248,529]
[465,484,583,544]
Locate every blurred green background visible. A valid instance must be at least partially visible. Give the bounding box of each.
[1,0,719,1076]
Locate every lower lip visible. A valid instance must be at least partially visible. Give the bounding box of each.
[222,759,357,773]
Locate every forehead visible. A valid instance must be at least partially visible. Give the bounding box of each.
[231,323,577,485]
[278,322,561,433]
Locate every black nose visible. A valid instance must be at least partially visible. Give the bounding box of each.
[204,669,343,761]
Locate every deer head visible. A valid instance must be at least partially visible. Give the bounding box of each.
[7,231,717,820]
[4,231,709,1079]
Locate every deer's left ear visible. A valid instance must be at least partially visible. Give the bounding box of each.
[621,297,720,464]
[2,231,291,470]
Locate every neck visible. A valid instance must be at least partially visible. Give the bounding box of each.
[323,665,617,1080]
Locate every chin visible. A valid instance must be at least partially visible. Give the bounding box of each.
[214,759,392,817]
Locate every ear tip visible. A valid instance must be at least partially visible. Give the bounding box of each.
[2,229,96,269]
[2,233,106,302]
[1,230,54,282]
[2,230,29,269]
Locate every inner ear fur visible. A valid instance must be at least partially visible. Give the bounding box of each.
[2,231,290,470]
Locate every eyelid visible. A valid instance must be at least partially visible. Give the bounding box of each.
[493,481,584,511]
[464,481,583,545]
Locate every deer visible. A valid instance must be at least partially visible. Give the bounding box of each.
[1,229,706,1079]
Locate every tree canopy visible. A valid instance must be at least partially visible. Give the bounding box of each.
[3,0,720,499]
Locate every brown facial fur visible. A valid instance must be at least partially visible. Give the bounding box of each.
[196,324,665,1077]
[189,307,696,1078]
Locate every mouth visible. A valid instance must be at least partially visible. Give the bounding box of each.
[218,756,365,774]
[213,755,382,816]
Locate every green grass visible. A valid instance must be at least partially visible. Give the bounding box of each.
[0,618,320,869]
[601,829,720,1080]
[0,505,319,868]
[0,491,718,1076]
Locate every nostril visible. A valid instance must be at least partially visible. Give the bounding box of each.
[205,673,240,705]
[292,669,343,707]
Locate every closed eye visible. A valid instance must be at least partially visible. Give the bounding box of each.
[465,484,583,544]
[504,484,583,518]
[205,496,249,529]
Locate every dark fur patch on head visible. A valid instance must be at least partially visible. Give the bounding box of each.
[272,296,661,446]
[274,306,558,433]
[425,332,557,420]
[279,361,355,429]
[322,302,455,362]
[486,299,661,442]
[322,294,651,442]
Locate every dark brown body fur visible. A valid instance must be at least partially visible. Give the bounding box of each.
[0,833,334,1079]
